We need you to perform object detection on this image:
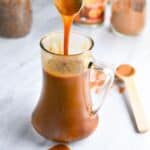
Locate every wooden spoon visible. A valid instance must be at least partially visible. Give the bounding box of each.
[116,64,149,133]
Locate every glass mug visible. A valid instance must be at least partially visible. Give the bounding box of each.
[32,32,114,142]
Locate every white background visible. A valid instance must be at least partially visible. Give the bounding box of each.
[0,0,150,150]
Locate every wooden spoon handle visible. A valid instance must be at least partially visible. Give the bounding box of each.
[125,78,149,133]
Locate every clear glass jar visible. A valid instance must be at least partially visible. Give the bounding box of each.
[74,0,107,26]
[0,0,32,38]
[111,0,146,36]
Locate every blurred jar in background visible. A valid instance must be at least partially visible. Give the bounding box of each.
[0,0,32,38]
[74,0,107,26]
[111,0,146,36]
[107,0,112,4]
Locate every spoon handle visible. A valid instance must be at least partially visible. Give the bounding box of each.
[125,77,149,133]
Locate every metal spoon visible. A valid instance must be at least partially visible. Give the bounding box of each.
[53,0,83,16]
[116,64,149,133]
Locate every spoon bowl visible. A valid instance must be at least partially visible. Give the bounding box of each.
[116,64,135,80]
[53,0,83,16]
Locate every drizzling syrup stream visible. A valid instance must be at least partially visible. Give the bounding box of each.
[53,0,83,55]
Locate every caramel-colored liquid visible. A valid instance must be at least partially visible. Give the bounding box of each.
[32,62,98,142]
[48,144,70,150]
[54,0,82,55]
[62,16,73,55]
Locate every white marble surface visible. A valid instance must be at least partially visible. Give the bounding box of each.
[0,0,150,150]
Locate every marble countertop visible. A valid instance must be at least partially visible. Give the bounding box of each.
[0,0,150,150]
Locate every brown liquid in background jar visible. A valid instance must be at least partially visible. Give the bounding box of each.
[111,0,146,35]
[74,0,106,25]
[32,58,98,142]
[0,0,32,38]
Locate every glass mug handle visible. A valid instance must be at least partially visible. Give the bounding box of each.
[88,61,114,115]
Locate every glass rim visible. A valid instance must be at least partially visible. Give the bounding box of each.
[40,31,94,56]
